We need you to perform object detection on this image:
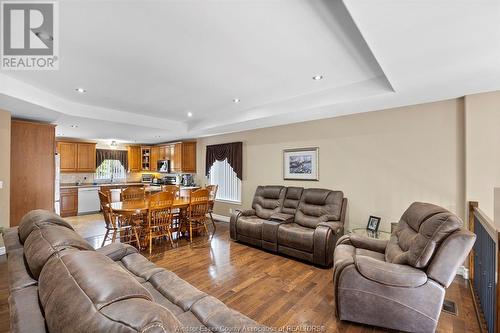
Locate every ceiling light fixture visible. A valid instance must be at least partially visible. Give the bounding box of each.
[75,88,86,93]
[233,98,240,103]
[312,75,324,80]
[110,140,117,147]
[187,112,193,117]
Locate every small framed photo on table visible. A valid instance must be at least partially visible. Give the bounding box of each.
[366,216,381,232]
[283,147,319,181]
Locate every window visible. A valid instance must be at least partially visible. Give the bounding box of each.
[95,159,126,180]
[208,158,241,203]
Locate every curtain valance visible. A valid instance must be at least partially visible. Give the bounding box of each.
[96,149,128,170]
[205,142,242,180]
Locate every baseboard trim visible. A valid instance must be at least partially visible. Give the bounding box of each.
[457,265,469,280]
[0,246,5,256]
[212,213,230,223]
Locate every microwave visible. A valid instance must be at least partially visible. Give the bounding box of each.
[157,160,170,173]
[141,173,153,183]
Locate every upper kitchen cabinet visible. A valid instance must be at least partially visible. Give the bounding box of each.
[58,141,77,172]
[150,146,159,172]
[77,143,97,172]
[57,141,96,173]
[127,145,141,172]
[159,145,170,160]
[170,141,196,173]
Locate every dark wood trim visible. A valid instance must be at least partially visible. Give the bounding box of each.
[468,201,478,281]
[468,279,487,333]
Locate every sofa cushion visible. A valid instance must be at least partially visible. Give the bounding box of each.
[18,209,74,244]
[149,269,207,312]
[281,187,303,215]
[24,224,94,278]
[386,202,463,268]
[191,295,271,332]
[277,223,314,252]
[236,215,267,239]
[294,189,344,228]
[38,251,181,333]
[7,248,37,292]
[9,285,47,333]
[252,185,285,219]
[3,227,23,252]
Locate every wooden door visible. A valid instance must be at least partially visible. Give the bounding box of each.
[150,146,159,172]
[60,188,78,217]
[181,142,197,173]
[77,143,96,172]
[11,120,55,226]
[58,142,77,172]
[171,143,182,172]
[128,146,141,172]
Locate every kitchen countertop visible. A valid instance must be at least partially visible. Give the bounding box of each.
[60,183,201,190]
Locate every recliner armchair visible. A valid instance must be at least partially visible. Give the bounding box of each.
[333,202,476,332]
[230,185,347,266]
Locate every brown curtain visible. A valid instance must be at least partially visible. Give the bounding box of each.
[96,149,128,170]
[206,142,242,180]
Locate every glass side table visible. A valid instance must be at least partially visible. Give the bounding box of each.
[349,228,391,240]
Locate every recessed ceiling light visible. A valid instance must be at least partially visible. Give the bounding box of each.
[187,112,193,117]
[70,124,78,128]
[75,88,86,93]
[233,98,240,103]
[155,135,161,138]
[312,75,324,80]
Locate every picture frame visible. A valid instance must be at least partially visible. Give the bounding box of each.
[366,215,381,232]
[283,147,319,181]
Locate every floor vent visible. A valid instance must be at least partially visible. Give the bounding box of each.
[442,299,458,315]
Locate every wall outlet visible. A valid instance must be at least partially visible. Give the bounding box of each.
[0,180,3,189]
[229,208,233,214]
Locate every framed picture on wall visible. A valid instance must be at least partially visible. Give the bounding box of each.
[283,147,319,180]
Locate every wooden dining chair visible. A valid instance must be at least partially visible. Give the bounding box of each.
[205,184,218,232]
[120,186,146,201]
[187,188,212,244]
[147,191,176,254]
[99,191,141,248]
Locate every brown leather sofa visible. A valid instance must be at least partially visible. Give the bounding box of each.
[333,202,476,332]
[230,186,347,266]
[4,209,271,333]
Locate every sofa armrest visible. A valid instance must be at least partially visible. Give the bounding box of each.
[346,233,388,253]
[269,212,294,223]
[239,209,256,216]
[354,255,427,287]
[96,243,138,261]
[317,221,343,234]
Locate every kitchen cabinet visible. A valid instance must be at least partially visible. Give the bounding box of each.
[11,120,55,226]
[58,142,77,172]
[141,147,151,171]
[57,141,96,173]
[127,146,141,172]
[150,146,159,172]
[170,141,196,173]
[77,143,96,172]
[60,188,78,217]
[159,145,170,160]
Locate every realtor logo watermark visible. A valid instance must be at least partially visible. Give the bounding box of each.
[1,1,59,70]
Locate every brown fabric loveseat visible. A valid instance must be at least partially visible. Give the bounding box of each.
[4,209,272,333]
[230,185,347,267]
[333,202,475,332]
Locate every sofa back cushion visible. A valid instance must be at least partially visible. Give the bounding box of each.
[294,189,344,228]
[24,224,94,278]
[281,187,304,215]
[18,209,74,244]
[385,202,463,268]
[252,185,286,219]
[38,251,181,333]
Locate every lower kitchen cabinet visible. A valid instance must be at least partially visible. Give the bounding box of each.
[60,188,78,217]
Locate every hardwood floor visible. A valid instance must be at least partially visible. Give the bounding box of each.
[0,213,481,332]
